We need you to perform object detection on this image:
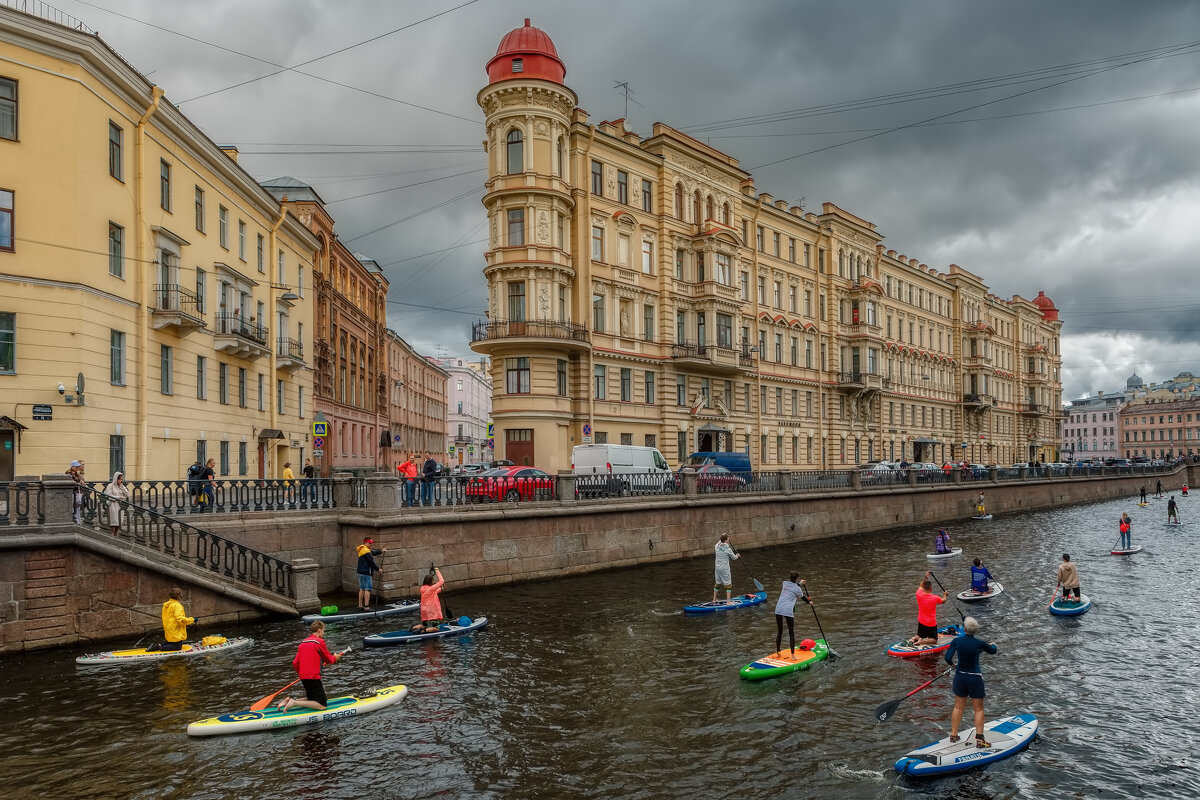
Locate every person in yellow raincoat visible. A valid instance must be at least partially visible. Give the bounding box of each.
[157,587,195,652]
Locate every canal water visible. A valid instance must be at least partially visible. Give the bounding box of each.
[4,494,1200,799]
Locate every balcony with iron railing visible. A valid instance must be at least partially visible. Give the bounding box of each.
[963,392,995,409]
[151,284,206,332]
[1024,370,1047,384]
[1020,401,1049,416]
[214,311,269,359]
[838,370,885,391]
[471,319,590,350]
[672,342,743,373]
[276,337,305,370]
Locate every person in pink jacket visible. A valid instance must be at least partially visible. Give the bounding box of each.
[410,567,445,633]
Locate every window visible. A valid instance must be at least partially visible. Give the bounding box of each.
[591,225,604,261]
[818,248,825,273]
[558,285,566,320]
[219,441,230,476]
[591,160,603,195]
[557,359,567,395]
[643,304,654,341]
[674,184,684,219]
[678,431,687,461]
[642,179,652,212]
[0,189,12,251]
[194,187,205,231]
[507,281,526,321]
[506,129,523,174]
[506,357,530,394]
[788,286,796,313]
[594,365,606,399]
[0,77,15,140]
[790,337,798,366]
[675,249,685,280]
[511,57,523,73]
[676,311,685,343]
[819,293,826,321]
[238,367,247,407]
[592,293,605,332]
[159,158,171,209]
[757,277,766,304]
[774,334,783,362]
[676,375,687,406]
[715,253,731,284]
[238,442,247,476]
[645,371,655,404]
[108,121,123,180]
[696,252,704,281]
[618,234,630,266]
[277,250,285,285]
[109,435,125,476]
[617,171,628,204]
[641,240,653,274]
[256,233,265,273]
[773,281,782,308]
[110,330,125,385]
[160,345,173,394]
[773,232,780,256]
[507,209,525,246]
[238,220,246,260]
[595,431,608,444]
[277,378,285,414]
[108,223,124,277]
[620,368,632,402]
[788,238,796,262]
[218,206,229,248]
[196,356,207,399]
[756,226,764,251]
[219,363,229,404]
[740,272,749,300]
[258,373,265,411]
[0,312,12,373]
[717,313,732,348]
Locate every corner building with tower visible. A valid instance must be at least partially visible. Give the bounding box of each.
[471,20,1064,473]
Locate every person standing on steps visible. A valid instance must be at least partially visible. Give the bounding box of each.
[1057,553,1081,602]
[102,471,129,536]
[354,537,387,611]
[1167,495,1179,523]
[300,458,316,506]
[945,616,998,749]
[774,573,812,656]
[907,571,948,646]
[1119,512,1133,550]
[399,453,419,507]
[277,620,342,713]
[712,534,740,604]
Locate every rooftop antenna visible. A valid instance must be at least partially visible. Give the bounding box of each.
[612,81,644,123]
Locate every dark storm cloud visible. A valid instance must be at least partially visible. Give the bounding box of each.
[57,0,1200,399]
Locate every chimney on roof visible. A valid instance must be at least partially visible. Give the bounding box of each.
[219,146,239,163]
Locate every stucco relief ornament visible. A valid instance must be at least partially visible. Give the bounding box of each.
[535,120,549,136]
[536,210,550,243]
[538,284,550,318]
[620,304,631,336]
[490,215,499,247]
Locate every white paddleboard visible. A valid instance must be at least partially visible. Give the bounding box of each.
[1111,545,1143,555]
[957,580,1003,602]
[1163,521,1185,528]
[971,514,993,521]
[895,714,1038,776]
[926,547,962,560]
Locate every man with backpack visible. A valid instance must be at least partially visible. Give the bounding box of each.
[186,459,203,509]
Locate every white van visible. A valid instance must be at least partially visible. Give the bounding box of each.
[571,444,671,475]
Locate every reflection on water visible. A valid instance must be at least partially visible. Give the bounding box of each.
[4,494,1200,798]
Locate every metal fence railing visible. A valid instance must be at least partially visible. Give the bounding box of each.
[0,481,44,526]
[576,473,678,499]
[85,479,334,515]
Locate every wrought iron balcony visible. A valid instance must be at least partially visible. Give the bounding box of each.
[151,284,206,332]
[672,342,742,373]
[276,337,305,370]
[838,370,884,391]
[1020,402,1049,416]
[471,319,589,348]
[963,392,995,409]
[214,311,269,359]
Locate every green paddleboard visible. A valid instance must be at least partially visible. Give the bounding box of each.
[739,638,829,681]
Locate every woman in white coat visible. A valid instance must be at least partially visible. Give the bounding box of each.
[102,472,129,535]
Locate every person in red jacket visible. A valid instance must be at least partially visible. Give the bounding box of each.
[278,620,343,712]
[410,567,446,633]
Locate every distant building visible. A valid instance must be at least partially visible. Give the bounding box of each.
[432,357,492,465]
[385,331,448,461]
[1063,391,1123,461]
[1119,393,1200,459]
[1124,370,1200,401]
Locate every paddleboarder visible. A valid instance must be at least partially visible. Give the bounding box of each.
[945,616,998,749]
[1183,484,1189,497]
[149,587,194,652]
[907,572,948,646]
[410,567,446,633]
[1140,486,1147,504]
[975,492,986,516]
[277,620,342,713]
[934,529,952,555]
[712,534,740,604]
[969,559,994,595]
[1056,553,1081,602]
[1156,479,1163,498]
[1168,496,1179,523]
[774,573,813,656]
[1119,512,1133,550]
[355,538,388,612]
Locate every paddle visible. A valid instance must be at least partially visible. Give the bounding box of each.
[928,571,966,623]
[250,647,351,711]
[801,581,836,659]
[872,665,954,722]
[372,554,385,610]
[1046,582,1060,610]
[738,555,765,593]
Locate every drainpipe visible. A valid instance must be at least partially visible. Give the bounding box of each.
[582,126,597,444]
[268,202,287,436]
[749,198,762,466]
[135,86,164,477]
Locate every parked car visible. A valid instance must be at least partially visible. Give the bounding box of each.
[857,461,901,485]
[486,459,515,469]
[451,463,488,479]
[463,466,555,503]
[676,464,746,492]
[686,451,752,475]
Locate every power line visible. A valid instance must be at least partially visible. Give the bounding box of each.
[325,168,487,204]
[343,186,483,243]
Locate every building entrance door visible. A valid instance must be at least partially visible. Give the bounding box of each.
[0,431,14,481]
[505,429,534,466]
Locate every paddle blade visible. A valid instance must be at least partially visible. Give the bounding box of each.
[249,680,294,712]
[872,698,902,722]
[752,578,765,592]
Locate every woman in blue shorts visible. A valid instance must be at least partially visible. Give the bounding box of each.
[945,616,998,748]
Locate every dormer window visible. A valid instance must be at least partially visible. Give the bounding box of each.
[512,58,523,73]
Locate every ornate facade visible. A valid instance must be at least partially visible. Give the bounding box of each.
[385,332,448,460]
[471,20,1064,472]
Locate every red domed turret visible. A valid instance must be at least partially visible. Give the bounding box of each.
[1032,291,1059,321]
[487,19,565,85]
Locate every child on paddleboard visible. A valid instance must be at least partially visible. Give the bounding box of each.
[934,530,952,554]
[907,572,948,646]
[278,620,343,713]
[969,559,993,594]
[945,616,998,749]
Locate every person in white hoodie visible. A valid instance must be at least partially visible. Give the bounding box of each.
[712,534,739,604]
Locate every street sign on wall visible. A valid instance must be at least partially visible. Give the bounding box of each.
[313,436,325,449]
[312,421,328,437]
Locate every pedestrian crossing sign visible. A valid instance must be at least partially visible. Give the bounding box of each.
[312,421,328,437]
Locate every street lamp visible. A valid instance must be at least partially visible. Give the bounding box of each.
[271,283,299,302]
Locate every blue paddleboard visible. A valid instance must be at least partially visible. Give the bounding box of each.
[895,713,1038,776]
[683,591,767,614]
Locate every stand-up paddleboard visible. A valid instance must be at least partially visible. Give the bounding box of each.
[1163,521,1185,528]
[76,636,251,665]
[683,591,767,614]
[926,548,962,561]
[957,581,1003,602]
[971,514,993,521]
[894,714,1038,776]
[363,616,487,647]
[300,600,419,623]
[1049,594,1091,616]
[886,624,963,658]
[186,684,407,736]
[1111,545,1143,555]
[1136,502,1150,508]
[739,638,829,681]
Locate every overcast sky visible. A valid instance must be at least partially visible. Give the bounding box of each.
[49,0,1200,401]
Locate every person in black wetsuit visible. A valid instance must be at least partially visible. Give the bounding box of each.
[1156,480,1163,498]
[1168,496,1179,523]
[1140,486,1148,504]
[945,616,998,749]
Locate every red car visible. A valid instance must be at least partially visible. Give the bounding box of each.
[464,466,555,503]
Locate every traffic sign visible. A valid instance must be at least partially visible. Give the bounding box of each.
[313,450,323,458]
[313,436,325,449]
[582,435,592,444]
[312,421,328,437]
[449,445,456,455]
[582,423,592,436]
[487,422,494,438]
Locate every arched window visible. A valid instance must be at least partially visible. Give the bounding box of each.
[722,202,730,225]
[506,129,523,175]
[556,136,567,178]
[706,195,714,222]
[674,184,684,220]
[692,191,701,224]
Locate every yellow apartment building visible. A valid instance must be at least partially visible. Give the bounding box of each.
[0,6,318,481]
[470,20,1063,472]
